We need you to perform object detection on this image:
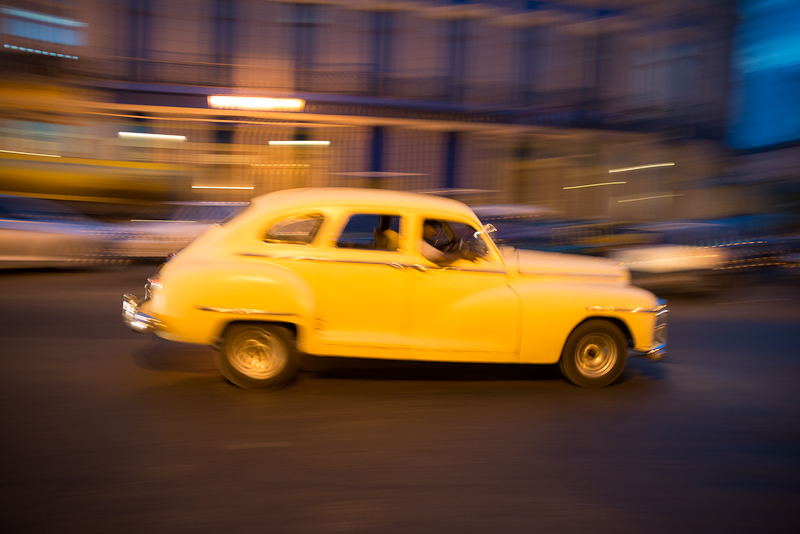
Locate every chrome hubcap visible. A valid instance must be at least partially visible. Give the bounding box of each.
[229,330,287,379]
[575,333,617,378]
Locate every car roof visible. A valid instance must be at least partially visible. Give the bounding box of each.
[250,187,477,218]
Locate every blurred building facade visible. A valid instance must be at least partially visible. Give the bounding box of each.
[4,0,789,221]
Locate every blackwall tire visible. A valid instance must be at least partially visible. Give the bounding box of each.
[559,320,627,387]
[215,324,299,390]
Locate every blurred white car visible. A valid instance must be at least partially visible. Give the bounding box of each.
[607,244,729,292]
[0,194,122,269]
[471,204,559,247]
[605,222,732,293]
[120,201,248,261]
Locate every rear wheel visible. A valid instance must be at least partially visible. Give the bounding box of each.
[559,320,627,387]
[215,323,299,390]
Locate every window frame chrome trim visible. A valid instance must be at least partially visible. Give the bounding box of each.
[195,306,298,317]
[587,299,668,314]
[523,270,623,279]
[236,252,507,274]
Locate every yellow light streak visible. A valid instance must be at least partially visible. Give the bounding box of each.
[268,140,330,146]
[251,163,310,167]
[608,163,675,173]
[563,181,626,190]
[618,194,683,203]
[118,132,186,141]
[0,149,61,158]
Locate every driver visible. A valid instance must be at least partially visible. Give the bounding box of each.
[421,219,480,263]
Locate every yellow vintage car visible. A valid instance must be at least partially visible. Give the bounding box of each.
[123,188,667,389]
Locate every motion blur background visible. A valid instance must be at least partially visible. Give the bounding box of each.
[3,5,800,531]
[1,0,799,286]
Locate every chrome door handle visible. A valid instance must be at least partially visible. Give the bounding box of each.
[411,264,429,272]
[387,262,405,269]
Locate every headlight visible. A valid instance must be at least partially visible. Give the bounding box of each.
[144,275,162,300]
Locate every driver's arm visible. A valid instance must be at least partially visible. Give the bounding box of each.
[420,239,447,263]
[420,239,478,264]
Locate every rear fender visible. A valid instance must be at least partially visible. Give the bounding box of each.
[145,259,317,347]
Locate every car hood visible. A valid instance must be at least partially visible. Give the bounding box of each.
[499,246,629,283]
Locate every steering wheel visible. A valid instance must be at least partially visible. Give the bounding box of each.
[443,237,463,253]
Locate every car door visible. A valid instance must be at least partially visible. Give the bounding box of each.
[316,212,411,351]
[409,217,520,362]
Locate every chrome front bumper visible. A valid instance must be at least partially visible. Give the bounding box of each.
[642,343,666,361]
[641,299,668,361]
[122,294,163,334]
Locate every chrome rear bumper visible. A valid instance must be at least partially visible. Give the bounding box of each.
[122,294,162,334]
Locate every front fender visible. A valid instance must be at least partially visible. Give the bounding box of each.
[513,279,660,364]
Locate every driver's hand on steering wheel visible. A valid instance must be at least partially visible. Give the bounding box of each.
[461,249,481,262]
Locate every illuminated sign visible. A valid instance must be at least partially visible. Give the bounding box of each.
[208,96,305,112]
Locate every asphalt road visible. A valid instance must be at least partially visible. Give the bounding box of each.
[2,265,799,533]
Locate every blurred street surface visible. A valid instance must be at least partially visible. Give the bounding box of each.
[1,265,799,533]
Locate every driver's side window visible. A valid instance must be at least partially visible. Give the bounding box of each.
[449,221,489,257]
[422,219,450,252]
[421,218,488,263]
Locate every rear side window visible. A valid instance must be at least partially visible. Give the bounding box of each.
[263,214,324,244]
[336,214,400,250]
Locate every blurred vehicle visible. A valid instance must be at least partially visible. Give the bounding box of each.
[604,222,731,294]
[123,187,667,390]
[471,204,557,221]
[119,201,248,261]
[0,194,124,269]
[475,208,735,293]
[471,203,558,249]
[472,205,652,255]
[608,218,800,292]
[698,215,800,282]
[545,220,654,255]
[607,243,729,294]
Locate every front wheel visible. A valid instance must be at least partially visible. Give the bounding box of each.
[214,323,300,390]
[559,320,627,387]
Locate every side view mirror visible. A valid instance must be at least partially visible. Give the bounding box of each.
[474,223,497,239]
